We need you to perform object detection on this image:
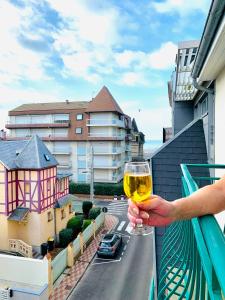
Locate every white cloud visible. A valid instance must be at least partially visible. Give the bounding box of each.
[115,50,145,68]
[121,101,172,139]
[119,72,149,86]
[145,42,177,70]
[152,0,210,16]
[0,1,48,85]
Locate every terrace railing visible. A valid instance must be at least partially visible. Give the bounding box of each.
[150,164,225,299]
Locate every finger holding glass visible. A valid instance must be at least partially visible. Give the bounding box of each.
[124,161,153,235]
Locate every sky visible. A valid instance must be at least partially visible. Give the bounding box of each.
[0,0,211,140]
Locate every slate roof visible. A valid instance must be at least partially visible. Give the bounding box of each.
[8,207,29,222]
[85,86,124,114]
[151,118,209,283]
[132,118,139,132]
[0,135,58,170]
[9,101,89,113]
[54,194,78,208]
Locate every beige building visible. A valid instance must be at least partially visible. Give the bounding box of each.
[6,87,137,183]
[0,135,75,255]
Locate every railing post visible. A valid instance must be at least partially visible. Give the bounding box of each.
[67,243,74,267]
[79,233,84,255]
[46,253,53,297]
[92,220,96,239]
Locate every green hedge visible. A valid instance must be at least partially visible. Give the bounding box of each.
[82,219,92,231]
[69,182,124,196]
[89,207,101,219]
[59,228,73,248]
[67,215,83,238]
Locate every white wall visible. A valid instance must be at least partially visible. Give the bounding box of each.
[214,66,225,230]
[0,254,48,286]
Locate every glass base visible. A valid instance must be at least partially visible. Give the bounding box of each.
[131,224,153,236]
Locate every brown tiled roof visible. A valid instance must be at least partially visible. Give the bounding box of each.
[85,86,124,114]
[10,101,89,112]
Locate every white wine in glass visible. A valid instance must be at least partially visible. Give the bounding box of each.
[124,162,153,235]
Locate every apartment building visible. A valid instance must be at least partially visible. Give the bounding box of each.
[130,118,145,159]
[168,40,200,135]
[6,86,135,183]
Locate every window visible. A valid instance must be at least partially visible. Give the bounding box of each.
[190,55,195,64]
[193,47,197,53]
[184,56,188,66]
[47,211,53,222]
[69,204,72,214]
[25,183,30,194]
[76,114,83,120]
[44,154,50,161]
[75,127,82,134]
[61,209,66,219]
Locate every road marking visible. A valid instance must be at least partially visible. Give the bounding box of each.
[117,221,126,231]
[125,223,133,234]
[92,258,121,265]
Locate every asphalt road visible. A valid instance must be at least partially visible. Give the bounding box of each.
[68,200,154,300]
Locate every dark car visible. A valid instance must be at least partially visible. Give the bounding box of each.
[97,233,122,258]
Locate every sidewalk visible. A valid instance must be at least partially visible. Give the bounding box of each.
[49,215,119,300]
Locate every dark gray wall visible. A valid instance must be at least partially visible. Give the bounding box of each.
[151,119,209,283]
[173,101,194,135]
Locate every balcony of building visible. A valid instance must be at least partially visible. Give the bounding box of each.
[6,133,69,141]
[88,132,125,141]
[51,147,71,155]
[149,163,225,299]
[5,120,70,129]
[93,146,125,155]
[57,160,72,169]
[86,119,125,128]
[93,160,124,169]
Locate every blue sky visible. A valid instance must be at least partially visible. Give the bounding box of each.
[0,0,211,140]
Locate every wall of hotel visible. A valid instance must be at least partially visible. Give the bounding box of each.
[7,170,17,214]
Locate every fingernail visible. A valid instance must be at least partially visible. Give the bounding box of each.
[136,218,143,224]
[132,208,139,215]
[141,212,149,219]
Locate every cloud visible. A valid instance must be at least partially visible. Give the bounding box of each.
[119,72,149,86]
[145,42,177,70]
[0,1,50,85]
[121,101,172,139]
[152,0,210,16]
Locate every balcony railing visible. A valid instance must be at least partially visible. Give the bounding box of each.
[9,239,32,258]
[87,119,125,128]
[150,164,225,299]
[52,147,71,155]
[93,160,123,169]
[6,120,70,128]
[93,146,124,155]
[88,133,125,140]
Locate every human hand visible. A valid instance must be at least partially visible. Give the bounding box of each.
[127,195,176,227]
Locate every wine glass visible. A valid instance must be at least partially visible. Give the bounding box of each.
[124,161,153,235]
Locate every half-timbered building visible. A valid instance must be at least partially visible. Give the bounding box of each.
[0,135,75,255]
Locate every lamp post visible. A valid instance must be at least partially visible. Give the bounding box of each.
[90,145,94,204]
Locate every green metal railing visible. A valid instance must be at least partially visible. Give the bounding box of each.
[150,164,225,300]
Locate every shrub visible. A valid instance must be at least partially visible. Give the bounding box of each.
[82,201,93,218]
[82,219,92,231]
[67,216,83,237]
[89,207,101,219]
[69,181,124,196]
[59,228,73,248]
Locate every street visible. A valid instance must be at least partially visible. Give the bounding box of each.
[68,200,154,300]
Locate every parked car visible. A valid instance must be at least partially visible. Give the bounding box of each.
[97,233,122,258]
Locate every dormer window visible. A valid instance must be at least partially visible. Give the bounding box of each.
[44,154,50,161]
